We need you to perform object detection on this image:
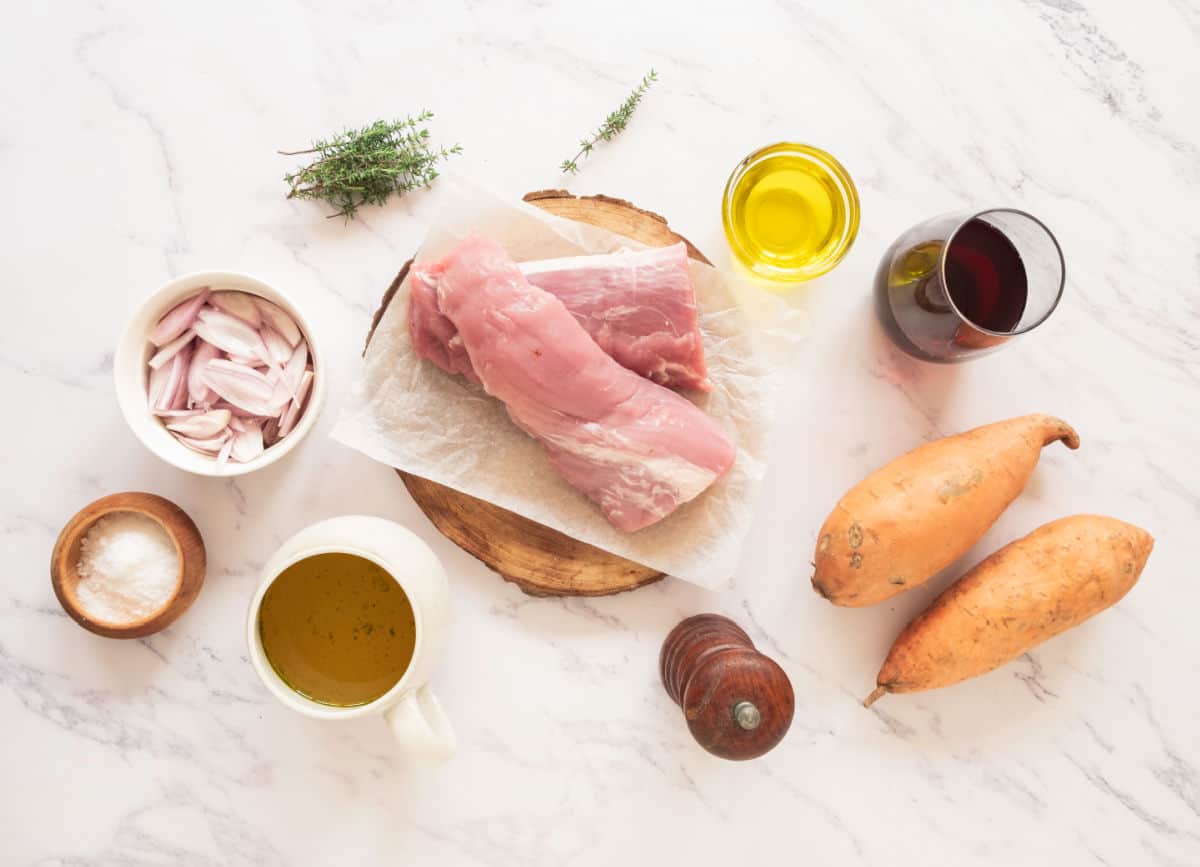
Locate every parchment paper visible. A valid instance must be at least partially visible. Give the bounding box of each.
[331,176,805,589]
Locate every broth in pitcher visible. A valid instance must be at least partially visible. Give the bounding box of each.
[258,552,416,707]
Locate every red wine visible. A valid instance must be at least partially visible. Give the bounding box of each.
[944,219,1027,333]
[875,210,1059,362]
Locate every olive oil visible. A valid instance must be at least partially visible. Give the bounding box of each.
[259,553,416,707]
[722,143,859,283]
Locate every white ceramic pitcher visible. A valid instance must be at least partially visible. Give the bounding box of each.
[246,515,455,764]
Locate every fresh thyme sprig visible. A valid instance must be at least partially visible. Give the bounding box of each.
[560,69,658,174]
[281,113,461,220]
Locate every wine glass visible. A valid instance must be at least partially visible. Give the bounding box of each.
[874,209,1065,362]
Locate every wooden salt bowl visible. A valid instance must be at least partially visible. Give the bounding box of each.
[50,492,206,638]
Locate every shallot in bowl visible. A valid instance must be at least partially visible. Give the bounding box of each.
[115,272,326,477]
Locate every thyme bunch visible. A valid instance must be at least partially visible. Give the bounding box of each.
[560,69,658,174]
[281,113,461,220]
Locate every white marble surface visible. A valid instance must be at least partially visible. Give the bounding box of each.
[5,1,1199,864]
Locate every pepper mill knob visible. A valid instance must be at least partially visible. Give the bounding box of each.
[660,613,794,761]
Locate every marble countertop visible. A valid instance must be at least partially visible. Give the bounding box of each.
[6,2,1198,864]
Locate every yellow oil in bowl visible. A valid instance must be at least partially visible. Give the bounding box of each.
[722,142,859,284]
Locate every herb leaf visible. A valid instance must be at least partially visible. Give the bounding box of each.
[281,114,461,220]
[560,69,658,174]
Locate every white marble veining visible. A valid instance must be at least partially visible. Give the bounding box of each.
[4,1,1198,864]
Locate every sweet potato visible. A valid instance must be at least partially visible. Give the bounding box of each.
[864,514,1153,706]
[812,414,1079,607]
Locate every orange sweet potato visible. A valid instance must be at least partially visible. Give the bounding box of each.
[812,414,1079,607]
[864,514,1153,706]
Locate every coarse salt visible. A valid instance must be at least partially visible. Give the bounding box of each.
[75,513,179,624]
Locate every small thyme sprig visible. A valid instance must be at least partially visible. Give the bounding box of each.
[560,69,658,174]
[280,113,461,221]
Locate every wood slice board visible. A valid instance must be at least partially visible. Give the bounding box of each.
[365,190,712,597]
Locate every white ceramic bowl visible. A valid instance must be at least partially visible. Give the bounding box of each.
[114,270,326,477]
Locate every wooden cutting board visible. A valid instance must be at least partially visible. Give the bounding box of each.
[365,190,712,597]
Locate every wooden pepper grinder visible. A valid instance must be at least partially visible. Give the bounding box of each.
[660,614,794,761]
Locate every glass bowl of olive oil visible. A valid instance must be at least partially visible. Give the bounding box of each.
[722,142,860,284]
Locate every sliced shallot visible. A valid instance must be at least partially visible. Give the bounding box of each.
[255,298,302,347]
[277,369,314,438]
[149,288,210,347]
[226,353,265,368]
[148,329,195,370]
[194,308,272,365]
[262,327,293,365]
[177,432,231,454]
[147,361,171,407]
[201,359,281,417]
[217,436,234,465]
[188,340,221,406]
[166,409,232,439]
[169,345,194,410]
[155,346,191,411]
[230,420,265,463]
[270,340,308,404]
[209,291,262,327]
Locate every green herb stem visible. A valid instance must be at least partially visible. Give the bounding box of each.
[560,69,658,174]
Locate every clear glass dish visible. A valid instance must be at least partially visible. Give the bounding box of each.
[721,142,860,284]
